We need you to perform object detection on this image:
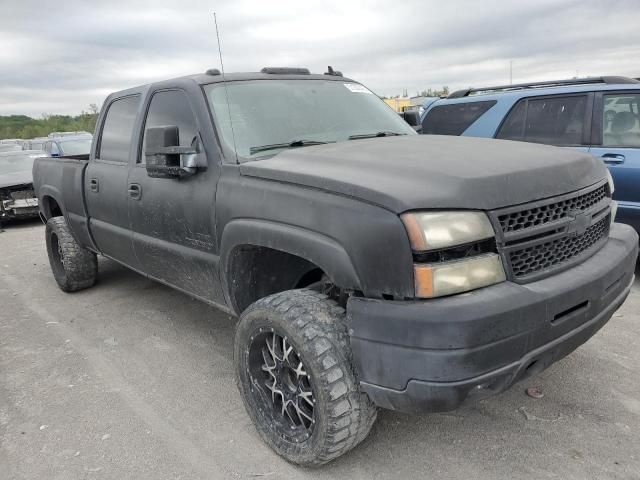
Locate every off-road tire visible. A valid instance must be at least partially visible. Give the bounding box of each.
[45,216,98,292]
[234,288,377,466]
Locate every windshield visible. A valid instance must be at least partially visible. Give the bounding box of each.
[204,79,415,160]
[60,138,92,156]
[0,152,38,174]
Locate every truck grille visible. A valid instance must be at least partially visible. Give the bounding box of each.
[490,182,611,282]
[498,184,607,233]
[508,215,610,278]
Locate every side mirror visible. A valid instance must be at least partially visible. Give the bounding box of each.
[399,110,422,132]
[145,125,199,179]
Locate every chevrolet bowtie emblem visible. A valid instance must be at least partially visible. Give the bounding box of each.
[566,210,591,236]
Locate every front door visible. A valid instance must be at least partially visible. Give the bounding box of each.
[589,91,640,230]
[85,94,140,268]
[127,89,224,304]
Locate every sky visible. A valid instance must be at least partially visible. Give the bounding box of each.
[1,0,639,116]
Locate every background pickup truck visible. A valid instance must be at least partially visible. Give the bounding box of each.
[33,67,638,466]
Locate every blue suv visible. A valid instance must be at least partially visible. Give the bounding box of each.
[420,76,640,233]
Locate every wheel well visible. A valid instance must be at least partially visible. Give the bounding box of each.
[42,196,63,219]
[227,245,327,313]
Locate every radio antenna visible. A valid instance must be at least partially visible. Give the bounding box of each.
[213,12,238,163]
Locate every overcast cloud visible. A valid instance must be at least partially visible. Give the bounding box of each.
[1,0,639,116]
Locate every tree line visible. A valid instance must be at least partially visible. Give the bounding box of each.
[381,86,450,99]
[0,105,99,140]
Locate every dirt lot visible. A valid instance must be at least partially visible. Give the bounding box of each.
[1,220,639,480]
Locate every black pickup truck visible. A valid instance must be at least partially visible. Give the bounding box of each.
[33,67,638,465]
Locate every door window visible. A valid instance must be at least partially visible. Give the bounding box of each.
[97,95,140,163]
[497,95,588,146]
[602,93,640,147]
[139,90,199,163]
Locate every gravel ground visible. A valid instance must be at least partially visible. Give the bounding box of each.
[1,220,639,480]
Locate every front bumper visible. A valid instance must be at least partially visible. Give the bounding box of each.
[347,223,638,414]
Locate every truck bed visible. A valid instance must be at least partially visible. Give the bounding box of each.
[32,155,93,248]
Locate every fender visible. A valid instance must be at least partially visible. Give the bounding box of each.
[37,185,66,220]
[219,219,362,307]
[37,184,97,251]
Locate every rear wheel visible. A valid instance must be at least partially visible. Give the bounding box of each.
[45,216,98,292]
[234,289,377,466]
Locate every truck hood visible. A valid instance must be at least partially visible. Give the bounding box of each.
[239,135,606,212]
[0,170,33,189]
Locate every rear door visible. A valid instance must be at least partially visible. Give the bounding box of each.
[84,94,140,268]
[589,90,640,229]
[127,88,224,304]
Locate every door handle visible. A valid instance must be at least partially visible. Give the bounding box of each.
[601,153,625,164]
[89,178,99,192]
[128,183,142,200]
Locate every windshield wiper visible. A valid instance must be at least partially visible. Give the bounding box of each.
[249,139,332,155]
[348,131,407,140]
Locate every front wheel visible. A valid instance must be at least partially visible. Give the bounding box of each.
[234,289,377,466]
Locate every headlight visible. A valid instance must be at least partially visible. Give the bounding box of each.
[401,211,495,251]
[414,254,506,298]
[401,211,506,298]
[606,170,615,195]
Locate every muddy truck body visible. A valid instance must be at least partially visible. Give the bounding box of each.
[33,68,638,465]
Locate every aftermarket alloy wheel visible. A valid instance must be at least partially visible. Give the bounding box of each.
[248,329,316,442]
[234,289,377,466]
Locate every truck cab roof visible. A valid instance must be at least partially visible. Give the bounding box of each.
[106,68,358,100]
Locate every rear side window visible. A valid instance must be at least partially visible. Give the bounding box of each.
[497,95,587,146]
[97,95,140,162]
[422,101,496,135]
[602,93,640,147]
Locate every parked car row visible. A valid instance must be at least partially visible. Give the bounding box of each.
[0,132,93,156]
[0,132,93,227]
[0,144,23,153]
[22,137,48,151]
